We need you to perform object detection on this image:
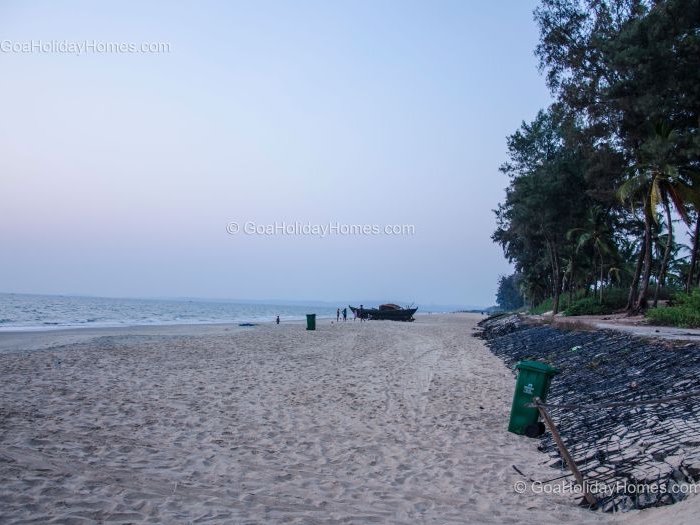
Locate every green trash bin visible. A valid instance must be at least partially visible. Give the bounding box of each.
[508,360,559,438]
[306,314,316,331]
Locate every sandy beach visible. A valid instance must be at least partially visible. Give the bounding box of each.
[0,314,681,524]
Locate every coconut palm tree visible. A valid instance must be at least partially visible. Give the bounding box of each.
[686,211,700,292]
[567,206,616,304]
[651,214,678,307]
[618,123,696,311]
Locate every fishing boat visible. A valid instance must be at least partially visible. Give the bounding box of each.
[349,304,417,321]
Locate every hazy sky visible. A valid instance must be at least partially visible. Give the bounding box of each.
[0,0,552,307]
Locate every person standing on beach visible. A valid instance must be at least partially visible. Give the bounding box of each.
[342,308,347,322]
[276,315,280,325]
[359,304,364,322]
[337,308,340,322]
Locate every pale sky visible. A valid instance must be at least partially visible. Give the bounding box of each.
[0,0,552,307]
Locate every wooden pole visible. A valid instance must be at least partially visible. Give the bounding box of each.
[533,396,598,507]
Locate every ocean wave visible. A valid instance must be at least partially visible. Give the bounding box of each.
[0,293,336,332]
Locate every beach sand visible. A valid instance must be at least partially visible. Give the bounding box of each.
[0,314,689,523]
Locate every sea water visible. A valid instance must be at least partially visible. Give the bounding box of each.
[0,293,338,331]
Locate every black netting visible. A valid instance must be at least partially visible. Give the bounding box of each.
[477,315,700,511]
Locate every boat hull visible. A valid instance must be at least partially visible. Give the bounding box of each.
[349,305,417,321]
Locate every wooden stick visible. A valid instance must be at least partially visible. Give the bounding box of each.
[533,396,598,507]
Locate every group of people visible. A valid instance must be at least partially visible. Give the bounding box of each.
[337,305,366,322]
[275,305,365,326]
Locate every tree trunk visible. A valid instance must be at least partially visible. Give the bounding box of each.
[552,247,561,315]
[547,240,561,315]
[635,211,654,312]
[569,256,575,306]
[599,250,605,304]
[554,265,562,314]
[687,215,700,293]
[627,236,646,312]
[653,202,673,307]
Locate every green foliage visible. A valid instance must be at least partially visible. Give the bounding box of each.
[529,297,555,315]
[564,297,613,316]
[646,291,700,328]
[648,284,681,302]
[496,273,524,311]
[493,107,594,312]
[600,288,632,310]
[564,288,629,316]
[493,0,700,313]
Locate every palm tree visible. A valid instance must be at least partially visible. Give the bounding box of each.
[567,206,615,304]
[652,214,676,307]
[686,211,700,292]
[618,123,696,311]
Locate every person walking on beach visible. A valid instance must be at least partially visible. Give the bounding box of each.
[359,304,365,322]
[337,308,340,322]
[342,308,347,322]
[276,315,280,325]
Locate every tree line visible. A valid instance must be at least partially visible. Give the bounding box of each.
[494,0,700,314]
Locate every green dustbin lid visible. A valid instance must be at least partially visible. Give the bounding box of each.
[515,360,559,375]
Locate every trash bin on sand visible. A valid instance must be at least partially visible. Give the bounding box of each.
[306,314,316,331]
[508,360,558,438]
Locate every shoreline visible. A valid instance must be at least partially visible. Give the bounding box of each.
[0,313,444,355]
[0,317,332,355]
[0,321,251,355]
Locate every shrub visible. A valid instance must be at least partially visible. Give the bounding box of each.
[646,291,700,328]
[563,297,612,316]
[600,288,629,311]
[530,287,629,316]
[529,297,555,315]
